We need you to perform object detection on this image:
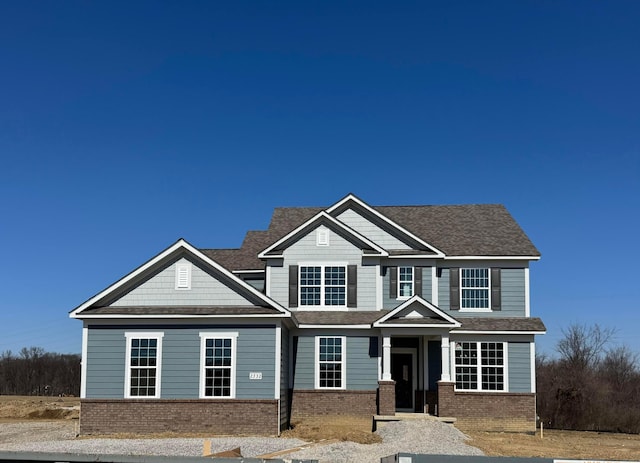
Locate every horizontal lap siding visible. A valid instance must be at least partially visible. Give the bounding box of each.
[508,342,532,393]
[85,325,276,399]
[337,209,411,250]
[437,267,526,316]
[272,230,376,310]
[293,335,378,391]
[111,257,254,307]
[383,266,431,309]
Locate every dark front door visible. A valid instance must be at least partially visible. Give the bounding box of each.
[392,352,413,410]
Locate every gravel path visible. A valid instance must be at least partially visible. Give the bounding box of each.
[0,418,482,462]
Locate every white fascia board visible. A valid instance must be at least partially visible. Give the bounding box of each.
[444,255,541,261]
[387,255,443,259]
[258,211,388,258]
[326,194,446,257]
[297,324,372,329]
[373,295,461,327]
[450,330,547,335]
[232,269,264,274]
[381,323,458,328]
[71,238,290,318]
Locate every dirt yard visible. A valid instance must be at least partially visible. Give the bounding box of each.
[2,396,640,460]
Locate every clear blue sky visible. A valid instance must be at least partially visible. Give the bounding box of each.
[1,1,638,357]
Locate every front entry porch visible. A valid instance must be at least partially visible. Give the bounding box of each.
[380,334,450,415]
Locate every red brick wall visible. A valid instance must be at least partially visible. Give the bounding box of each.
[377,381,396,416]
[80,399,279,436]
[437,381,536,432]
[290,389,377,420]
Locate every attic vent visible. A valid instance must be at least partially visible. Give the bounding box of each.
[316,228,329,246]
[175,263,192,290]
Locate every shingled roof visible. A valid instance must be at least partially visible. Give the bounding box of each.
[201,202,539,271]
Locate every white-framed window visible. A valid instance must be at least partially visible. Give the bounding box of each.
[454,341,506,391]
[124,332,164,398]
[175,262,192,290]
[300,265,346,307]
[199,332,238,398]
[461,268,490,309]
[398,266,414,299]
[316,336,345,389]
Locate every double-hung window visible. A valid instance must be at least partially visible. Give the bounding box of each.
[398,266,414,298]
[454,341,506,391]
[125,332,163,398]
[200,332,238,398]
[300,265,346,307]
[461,268,490,309]
[316,336,345,389]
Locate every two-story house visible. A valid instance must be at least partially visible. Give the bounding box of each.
[71,194,545,435]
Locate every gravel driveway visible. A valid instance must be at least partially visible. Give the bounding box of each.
[0,418,483,463]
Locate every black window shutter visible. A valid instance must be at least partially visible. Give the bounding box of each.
[449,267,460,310]
[347,265,357,307]
[389,266,397,299]
[491,268,501,311]
[289,265,298,308]
[414,267,422,297]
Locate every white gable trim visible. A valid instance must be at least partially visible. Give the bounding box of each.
[373,295,461,327]
[326,194,446,257]
[258,211,388,258]
[70,239,290,318]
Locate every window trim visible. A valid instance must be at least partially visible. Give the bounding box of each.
[199,332,239,399]
[453,341,509,392]
[298,262,349,310]
[397,266,414,300]
[124,332,164,399]
[459,267,491,312]
[315,336,346,390]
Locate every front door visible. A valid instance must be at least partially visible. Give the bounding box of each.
[391,350,416,411]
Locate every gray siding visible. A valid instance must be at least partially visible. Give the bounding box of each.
[436,267,526,317]
[85,324,276,399]
[270,228,377,310]
[280,326,289,429]
[383,266,432,309]
[111,258,255,307]
[292,335,378,391]
[336,209,411,250]
[508,342,532,393]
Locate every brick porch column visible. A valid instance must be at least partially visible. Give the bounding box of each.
[378,380,396,416]
[437,381,455,417]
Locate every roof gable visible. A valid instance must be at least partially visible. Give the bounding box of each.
[258,211,388,258]
[70,239,289,318]
[374,296,461,328]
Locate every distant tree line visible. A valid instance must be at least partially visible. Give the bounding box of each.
[537,324,640,433]
[0,347,80,396]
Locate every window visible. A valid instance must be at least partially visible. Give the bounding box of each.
[398,266,413,298]
[454,341,505,391]
[300,265,346,306]
[316,336,345,389]
[125,332,163,398]
[461,268,490,309]
[175,263,191,290]
[200,332,238,398]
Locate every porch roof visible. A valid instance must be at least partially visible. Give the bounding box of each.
[452,317,546,332]
[293,310,389,326]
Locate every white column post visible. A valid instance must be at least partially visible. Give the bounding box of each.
[440,334,451,382]
[382,335,392,380]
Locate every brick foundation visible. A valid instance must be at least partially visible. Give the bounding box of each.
[80,399,279,436]
[377,381,396,416]
[437,381,536,432]
[290,389,377,420]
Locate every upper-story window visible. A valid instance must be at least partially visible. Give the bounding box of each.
[300,265,346,306]
[398,266,414,299]
[461,268,490,309]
